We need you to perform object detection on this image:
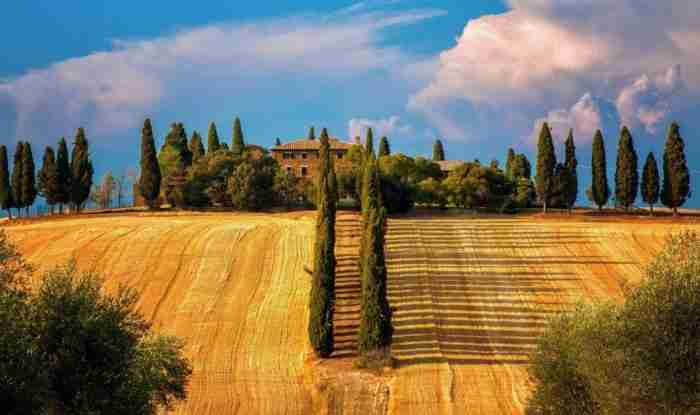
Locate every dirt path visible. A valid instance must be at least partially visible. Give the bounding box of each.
[5,213,316,415]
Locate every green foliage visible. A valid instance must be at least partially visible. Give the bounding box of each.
[535,122,556,212]
[358,205,392,355]
[641,152,660,214]
[614,126,639,210]
[275,138,282,146]
[273,169,302,208]
[308,129,337,357]
[505,148,516,180]
[308,126,316,140]
[38,146,60,207]
[70,128,94,211]
[139,119,162,209]
[11,142,23,213]
[365,128,374,159]
[660,122,690,215]
[55,138,71,209]
[563,130,578,211]
[432,139,445,161]
[231,117,246,156]
[416,177,446,207]
[159,123,190,207]
[527,232,700,414]
[227,156,277,211]
[207,122,221,154]
[0,146,13,213]
[378,136,390,157]
[511,154,532,180]
[442,162,509,210]
[589,130,609,210]
[20,142,37,212]
[189,131,205,162]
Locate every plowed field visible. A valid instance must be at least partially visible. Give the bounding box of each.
[5,211,698,415]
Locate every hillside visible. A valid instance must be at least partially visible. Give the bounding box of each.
[5,211,699,414]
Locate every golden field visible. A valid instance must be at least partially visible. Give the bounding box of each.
[5,211,699,414]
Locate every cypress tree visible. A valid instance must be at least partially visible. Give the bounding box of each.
[21,142,37,216]
[70,128,94,212]
[55,138,71,213]
[159,123,189,207]
[308,128,337,358]
[11,142,24,216]
[590,130,610,211]
[357,158,392,356]
[641,152,660,216]
[177,123,192,167]
[432,139,445,161]
[38,146,58,213]
[378,136,390,157]
[505,148,516,180]
[614,126,639,211]
[308,126,316,141]
[564,130,578,213]
[660,122,690,216]
[535,122,556,213]
[207,122,221,154]
[0,145,13,218]
[365,128,374,159]
[139,119,161,209]
[275,138,282,146]
[189,131,205,162]
[232,117,245,156]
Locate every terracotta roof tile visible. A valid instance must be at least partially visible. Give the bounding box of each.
[271,138,354,151]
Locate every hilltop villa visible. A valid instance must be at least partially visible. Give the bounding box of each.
[270,137,354,180]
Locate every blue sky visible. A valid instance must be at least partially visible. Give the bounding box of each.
[1,0,699,206]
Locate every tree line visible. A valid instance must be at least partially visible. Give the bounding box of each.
[0,129,94,218]
[535,121,690,216]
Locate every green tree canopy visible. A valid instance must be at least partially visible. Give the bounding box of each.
[189,131,205,162]
[432,139,445,161]
[207,122,221,154]
[20,142,37,214]
[0,146,13,216]
[70,128,94,212]
[11,142,24,214]
[641,152,660,215]
[535,122,556,213]
[37,146,59,209]
[308,126,316,140]
[139,119,162,209]
[231,117,245,156]
[660,122,690,215]
[589,130,609,211]
[55,138,71,212]
[564,129,578,212]
[614,126,639,211]
[378,136,391,157]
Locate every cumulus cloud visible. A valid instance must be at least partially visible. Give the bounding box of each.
[0,5,444,144]
[532,93,619,144]
[348,115,414,140]
[410,0,700,143]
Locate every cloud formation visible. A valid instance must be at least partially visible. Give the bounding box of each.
[347,115,414,140]
[0,6,444,144]
[410,0,700,144]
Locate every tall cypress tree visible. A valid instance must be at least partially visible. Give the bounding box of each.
[0,145,13,218]
[159,123,188,207]
[11,142,24,217]
[378,136,390,157]
[55,138,71,213]
[189,131,205,162]
[614,126,639,211]
[308,128,337,358]
[176,123,192,167]
[139,119,161,209]
[660,122,690,216]
[21,142,37,216]
[505,148,516,180]
[365,128,374,159]
[564,130,578,213]
[70,128,94,212]
[432,139,445,161]
[232,117,245,156]
[641,152,660,216]
[275,138,282,147]
[535,122,556,213]
[38,146,58,213]
[357,158,392,356]
[207,122,221,154]
[308,126,316,141]
[590,130,609,211]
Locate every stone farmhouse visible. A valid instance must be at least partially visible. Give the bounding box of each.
[270,137,355,180]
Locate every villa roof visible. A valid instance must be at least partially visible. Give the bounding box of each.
[436,160,465,172]
[271,138,354,151]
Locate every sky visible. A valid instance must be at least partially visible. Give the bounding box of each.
[1,0,699,207]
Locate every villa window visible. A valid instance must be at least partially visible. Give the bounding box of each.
[301,152,307,159]
[337,152,344,159]
[301,167,308,177]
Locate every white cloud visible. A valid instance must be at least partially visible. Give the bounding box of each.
[409,0,700,143]
[0,6,444,143]
[532,93,612,144]
[348,115,414,140]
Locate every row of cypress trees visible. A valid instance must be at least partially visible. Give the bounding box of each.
[536,121,689,215]
[586,122,689,215]
[0,128,93,217]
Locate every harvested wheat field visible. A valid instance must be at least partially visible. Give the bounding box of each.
[4,211,700,415]
[4,211,318,415]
